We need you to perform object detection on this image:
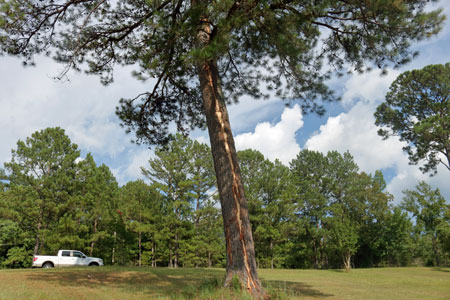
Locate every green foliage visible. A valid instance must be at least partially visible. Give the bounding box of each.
[402,181,449,266]
[375,63,450,174]
[377,207,413,266]
[140,134,222,268]
[0,127,447,269]
[3,127,81,256]
[0,0,444,144]
[290,150,393,269]
[2,247,31,268]
[1,127,124,264]
[239,149,296,269]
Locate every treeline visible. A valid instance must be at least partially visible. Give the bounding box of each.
[0,128,449,269]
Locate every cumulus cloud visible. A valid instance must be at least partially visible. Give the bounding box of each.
[341,69,400,106]
[305,70,450,202]
[387,163,450,204]
[124,149,154,180]
[0,56,147,168]
[235,104,303,164]
[305,102,408,174]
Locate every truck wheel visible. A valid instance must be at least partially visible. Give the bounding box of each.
[43,262,54,269]
[89,262,99,267]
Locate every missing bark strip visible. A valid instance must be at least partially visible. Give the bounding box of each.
[203,63,258,292]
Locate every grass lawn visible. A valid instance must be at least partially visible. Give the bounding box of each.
[0,266,448,300]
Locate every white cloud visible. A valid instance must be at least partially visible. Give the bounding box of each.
[235,104,303,164]
[305,70,450,202]
[341,69,400,106]
[194,135,210,146]
[387,162,450,204]
[305,102,408,174]
[0,56,147,167]
[228,96,282,132]
[124,149,154,180]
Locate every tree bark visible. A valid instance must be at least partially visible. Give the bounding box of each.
[33,221,42,256]
[152,243,156,267]
[89,218,98,256]
[432,235,440,267]
[343,252,352,271]
[196,18,264,299]
[138,230,142,267]
[270,240,274,269]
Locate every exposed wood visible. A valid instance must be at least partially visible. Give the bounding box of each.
[195,11,265,298]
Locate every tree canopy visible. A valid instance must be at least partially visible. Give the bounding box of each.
[1,129,450,270]
[375,63,450,174]
[0,0,444,143]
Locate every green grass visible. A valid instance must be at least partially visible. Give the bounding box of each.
[0,266,449,300]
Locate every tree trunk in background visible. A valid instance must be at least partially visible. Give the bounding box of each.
[112,231,116,264]
[196,20,264,298]
[432,235,440,267]
[343,252,352,271]
[152,244,155,267]
[138,231,142,267]
[89,218,98,256]
[33,221,42,256]
[168,245,173,268]
[270,241,274,269]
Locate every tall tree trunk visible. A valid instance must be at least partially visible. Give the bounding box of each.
[33,221,42,256]
[208,251,212,268]
[343,252,352,272]
[313,238,319,269]
[196,18,264,298]
[152,243,155,267]
[270,240,274,269]
[138,230,142,267]
[112,231,116,264]
[90,218,98,256]
[168,244,173,268]
[432,235,440,267]
[174,233,179,268]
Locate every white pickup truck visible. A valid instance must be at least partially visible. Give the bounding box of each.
[32,250,104,268]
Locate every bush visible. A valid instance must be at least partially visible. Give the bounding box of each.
[2,247,32,268]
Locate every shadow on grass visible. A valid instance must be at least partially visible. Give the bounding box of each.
[26,267,333,299]
[431,267,450,273]
[328,269,345,273]
[263,280,333,299]
[26,267,225,298]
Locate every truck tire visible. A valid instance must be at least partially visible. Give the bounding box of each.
[42,262,54,268]
[89,262,99,266]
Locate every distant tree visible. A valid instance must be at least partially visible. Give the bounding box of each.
[378,207,413,266]
[324,151,361,271]
[119,180,162,266]
[349,171,391,268]
[1,1,445,295]
[75,154,119,257]
[4,127,80,255]
[437,205,450,265]
[186,141,222,268]
[402,181,448,266]
[290,150,330,269]
[239,149,295,269]
[0,219,24,267]
[0,169,7,192]
[375,63,450,175]
[142,134,211,268]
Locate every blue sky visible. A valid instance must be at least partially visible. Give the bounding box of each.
[1,2,449,203]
